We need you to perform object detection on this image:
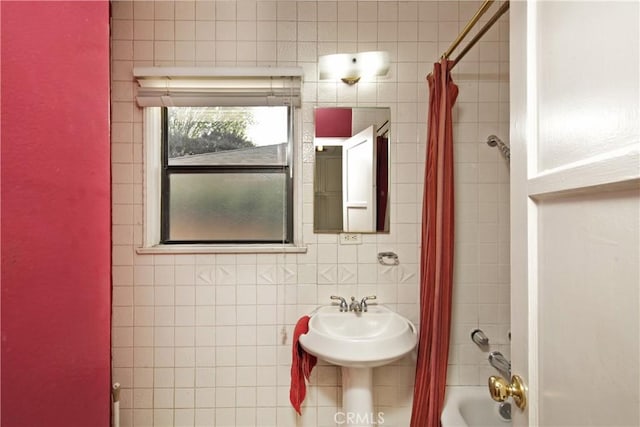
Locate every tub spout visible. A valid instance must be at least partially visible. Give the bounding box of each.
[488,351,511,377]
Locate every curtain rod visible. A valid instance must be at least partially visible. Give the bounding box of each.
[441,0,495,60]
[451,1,511,70]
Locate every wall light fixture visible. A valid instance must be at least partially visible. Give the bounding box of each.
[318,51,390,85]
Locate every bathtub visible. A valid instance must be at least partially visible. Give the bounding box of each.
[441,386,512,427]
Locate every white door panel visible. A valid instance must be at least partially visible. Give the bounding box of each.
[535,2,639,171]
[510,1,640,426]
[342,125,376,232]
[537,190,639,426]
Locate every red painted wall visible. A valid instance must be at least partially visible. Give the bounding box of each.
[1,2,111,426]
[314,107,353,137]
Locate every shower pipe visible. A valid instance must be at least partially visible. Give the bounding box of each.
[486,134,511,161]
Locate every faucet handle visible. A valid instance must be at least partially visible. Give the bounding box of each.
[330,295,348,312]
[360,295,377,312]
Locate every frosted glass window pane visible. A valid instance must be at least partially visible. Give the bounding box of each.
[167,106,289,166]
[168,173,288,242]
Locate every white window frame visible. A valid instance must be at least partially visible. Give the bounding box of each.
[134,68,306,254]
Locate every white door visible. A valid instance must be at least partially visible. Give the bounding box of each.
[510,1,640,426]
[342,125,376,232]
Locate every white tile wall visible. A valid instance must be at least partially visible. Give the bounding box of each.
[110,1,510,426]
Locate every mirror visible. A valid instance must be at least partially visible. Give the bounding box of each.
[313,107,390,233]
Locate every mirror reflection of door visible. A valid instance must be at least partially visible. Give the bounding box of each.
[313,107,390,234]
[342,125,376,232]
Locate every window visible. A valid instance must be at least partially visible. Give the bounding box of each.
[161,106,292,243]
[134,67,303,251]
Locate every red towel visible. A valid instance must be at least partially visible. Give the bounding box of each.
[289,315,317,415]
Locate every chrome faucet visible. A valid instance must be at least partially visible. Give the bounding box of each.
[360,295,377,312]
[349,296,362,312]
[330,295,348,312]
[488,351,511,377]
[332,295,377,313]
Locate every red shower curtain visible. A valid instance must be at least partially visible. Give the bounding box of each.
[410,58,458,427]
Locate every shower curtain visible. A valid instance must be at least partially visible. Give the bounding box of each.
[410,58,458,427]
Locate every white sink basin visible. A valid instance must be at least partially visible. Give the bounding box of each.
[298,305,418,368]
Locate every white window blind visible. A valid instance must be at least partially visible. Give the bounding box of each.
[133,67,303,108]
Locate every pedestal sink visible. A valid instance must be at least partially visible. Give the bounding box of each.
[299,305,418,427]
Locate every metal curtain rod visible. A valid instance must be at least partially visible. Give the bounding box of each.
[451,1,511,70]
[441,0,495,60]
